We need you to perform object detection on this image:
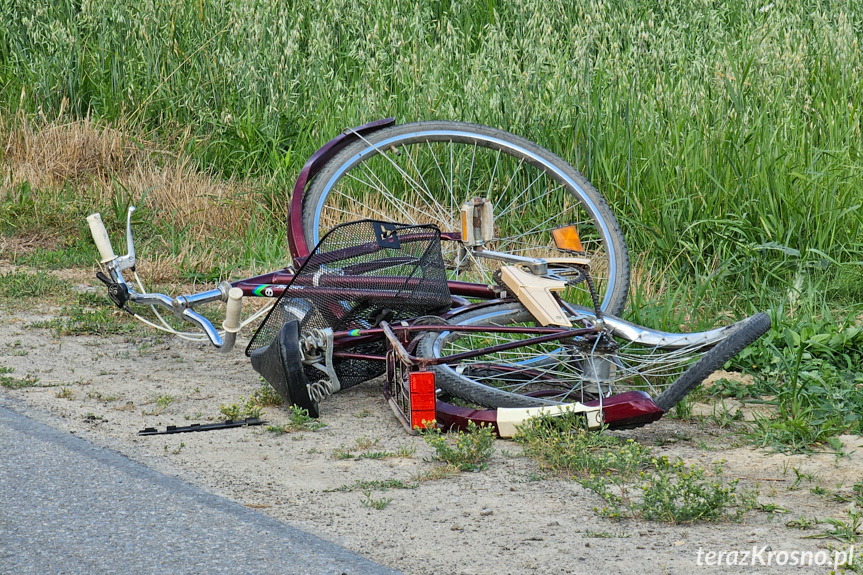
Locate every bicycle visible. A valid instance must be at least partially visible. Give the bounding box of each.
[86,119,770,437]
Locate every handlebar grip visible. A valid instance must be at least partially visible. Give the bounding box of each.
[222,287,244,333]
[87,213,117,263]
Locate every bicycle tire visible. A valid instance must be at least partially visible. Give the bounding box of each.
[653,312,771,411]
[299,121,630,315]
[416,302,770,411]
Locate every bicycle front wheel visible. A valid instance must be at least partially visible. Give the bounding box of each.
[299,121,630,315]
[416,302,771,412]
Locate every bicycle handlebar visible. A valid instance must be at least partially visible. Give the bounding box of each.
[87,207,241,350]
[86,213,116,263]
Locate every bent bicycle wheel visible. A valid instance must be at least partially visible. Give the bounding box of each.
[416,302,771,412]
[298,121,630,315]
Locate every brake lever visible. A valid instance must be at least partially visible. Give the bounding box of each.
[113,206,136,272]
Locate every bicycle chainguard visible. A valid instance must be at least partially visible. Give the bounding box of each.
[249,320,319,418]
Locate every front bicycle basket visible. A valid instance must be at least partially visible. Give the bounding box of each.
[246,219,451,388]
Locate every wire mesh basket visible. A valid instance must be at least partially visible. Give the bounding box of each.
[246,220,452,389]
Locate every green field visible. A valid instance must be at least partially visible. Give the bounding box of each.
[2,0,862,446]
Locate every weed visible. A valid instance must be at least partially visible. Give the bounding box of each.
[785,516,817,530]
[584,531,630,539]
[394,444,416,458]
[360,490,392,510]
[357,451,391,461]
[0,368,40,389]
[516,414,755,523]
[422,420,495,472]
[219,403,242,420]
[327,479,419,493]
[332,446,354,460]
[30,306,138,337]
[758,503,788,514]
[266,405,326,434]
[811,505,863,543]
[412,464,461,482]
[55,387,74,400]
[250,383,283,407]
[787,467,817,490]
[0,271,70,302]
[355,436,380,451]
[2,340,28,356]
[155,394,175,409]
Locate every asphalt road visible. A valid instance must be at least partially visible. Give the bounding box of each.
[0,398,403,575]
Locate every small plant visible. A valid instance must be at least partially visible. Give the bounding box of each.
[636,459,755,523]
[219,402,242,420]
[327,479,419,493]
[55,387,74,399]
[394,444,416,458]
[332,446,354,460]
[355,436,379,451]
[515,414,755,523]
[219,394,270,421]
[155,394,175,409]
[360,490,392,510]
[242,397,263,419]
[267,405,326,434]
[250,382,283,407]
[812,505,863,543]
[2,340,28,356]
[786,516,817,530]
[0,367,40,389]
[412,464,460,482]
[422,420,495,472]
[358,451,398,461]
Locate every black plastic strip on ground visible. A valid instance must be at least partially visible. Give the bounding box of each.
[138,418,266,435]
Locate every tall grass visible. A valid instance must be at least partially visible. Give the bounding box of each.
[1,0,861,293]
[2,0,863,449]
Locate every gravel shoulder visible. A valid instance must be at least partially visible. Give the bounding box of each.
[2,298,862,574]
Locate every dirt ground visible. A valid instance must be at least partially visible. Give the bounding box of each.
[1,275,862,574]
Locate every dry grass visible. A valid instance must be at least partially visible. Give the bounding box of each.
[1,115,260,242]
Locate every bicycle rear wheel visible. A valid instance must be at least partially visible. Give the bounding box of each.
[299,121,630,315]
[416,302,770,412]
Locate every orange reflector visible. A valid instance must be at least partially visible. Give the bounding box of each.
[552,225,584,253]
[460,208,470,243]
[409,371,436,430]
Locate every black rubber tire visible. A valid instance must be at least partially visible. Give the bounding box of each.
[300,121,630,316]
[653,312,771,411]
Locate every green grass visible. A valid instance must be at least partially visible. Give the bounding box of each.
[326,479,419,493]
[0,367,40,389]
[515,414,756,522]
[29,304,139,337]
[0,271,71,301]
[422,420,496,472]
[3,0,861,294]
[2,0,860,278]
[2,0,862,454]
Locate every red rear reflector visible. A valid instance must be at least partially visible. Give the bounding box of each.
[409,371,436,429]
[410,371,435,394]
